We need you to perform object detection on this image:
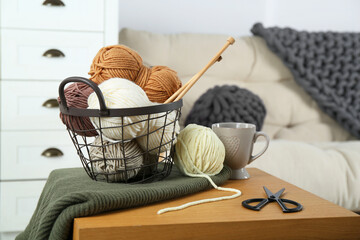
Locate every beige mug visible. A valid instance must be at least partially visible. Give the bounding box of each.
[212,122,270,179]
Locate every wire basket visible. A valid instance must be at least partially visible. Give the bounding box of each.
[58,76,182,183]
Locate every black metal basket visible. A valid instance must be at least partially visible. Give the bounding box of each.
[58,76,182,183]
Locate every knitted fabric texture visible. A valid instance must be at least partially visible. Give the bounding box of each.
[185,85,266,131]
[252,23,360,138]
[16,166,231,240]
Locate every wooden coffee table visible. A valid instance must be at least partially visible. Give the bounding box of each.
[73,168,360,240]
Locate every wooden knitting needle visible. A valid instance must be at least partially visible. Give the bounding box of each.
[165,56,222,103]
[164,37,235,103]
[164,38,233,103]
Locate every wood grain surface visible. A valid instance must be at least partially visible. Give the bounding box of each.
[73,168,360,240]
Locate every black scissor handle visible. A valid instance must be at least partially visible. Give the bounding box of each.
[242,198,269,211]
[277,198,303,213]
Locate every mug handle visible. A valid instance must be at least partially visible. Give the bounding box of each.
[249,132,270,164]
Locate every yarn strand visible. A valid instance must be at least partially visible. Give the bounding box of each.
[157,172,241,214]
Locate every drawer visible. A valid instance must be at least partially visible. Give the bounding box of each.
[1,81,64,130]
[0,180,46,232]
[0,131,84,180]
[0,0,104,31]
[1,29,103,80]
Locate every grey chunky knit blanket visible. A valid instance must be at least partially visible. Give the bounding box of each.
[251,23,360,139]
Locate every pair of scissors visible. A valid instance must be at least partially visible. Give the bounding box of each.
[242,186,303,213]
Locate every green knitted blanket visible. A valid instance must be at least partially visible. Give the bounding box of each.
[16,166,231,240]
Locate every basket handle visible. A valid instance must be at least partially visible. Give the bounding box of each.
[58,76,109,116]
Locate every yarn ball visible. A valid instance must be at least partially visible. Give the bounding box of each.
[87,78,152,141]
[89,136,143,182]
[174,124,225,176]
[88,45,182,103]
[158,124,241,215]
[137,110,180,154]
[58,82,98,136]
[185,85,266,131]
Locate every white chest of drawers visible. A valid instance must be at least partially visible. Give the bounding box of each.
[0,0,119,238]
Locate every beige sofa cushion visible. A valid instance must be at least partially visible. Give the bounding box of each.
[119,28,353,142]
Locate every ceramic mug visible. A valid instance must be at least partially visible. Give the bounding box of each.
[212,122,270,179]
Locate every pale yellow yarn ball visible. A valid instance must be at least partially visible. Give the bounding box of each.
[89,136,143,182]
[174,124,225,176]
[87,78,153,141]
[137,110,180,154]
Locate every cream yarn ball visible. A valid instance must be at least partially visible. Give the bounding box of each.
[137,110,180,154]
[88,78,152,141]
[89,136,143,182]
[158,124,241,215]
[88,77,180,154]
[174,124,225,175]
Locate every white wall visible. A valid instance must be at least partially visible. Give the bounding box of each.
[118,0,360,36]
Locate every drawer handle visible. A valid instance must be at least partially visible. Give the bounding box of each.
[41,148,63,158]
[42,99,59,108]
[43,49,65,58]
[42,0,65,6]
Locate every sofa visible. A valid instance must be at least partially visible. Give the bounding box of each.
[118,28,360,212]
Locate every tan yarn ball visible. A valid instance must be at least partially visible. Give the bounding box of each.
[89,136,143,182]
[89,45,182,103]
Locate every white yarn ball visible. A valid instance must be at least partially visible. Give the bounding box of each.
[174,124,225,175]
[137,110,180,154]
[89,136,143,182]
[87,77,180,154]
[88,78,153,141]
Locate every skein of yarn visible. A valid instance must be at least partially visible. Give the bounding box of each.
[158,124,241,214]
[139,66,182,103]
[175,124,225,175]
[88,77,181,155]
[88,45,182,103]
[89,45,143,84]
[58,82,98,136]
[89,136,143,182]
[87,78,152,141]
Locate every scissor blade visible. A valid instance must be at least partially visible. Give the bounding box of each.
[274,188,285,198]
[263,186,274,198]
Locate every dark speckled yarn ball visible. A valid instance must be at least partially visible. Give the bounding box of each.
[185,85,266,131]
[58,82,98,137]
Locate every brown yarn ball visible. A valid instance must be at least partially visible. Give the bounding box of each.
[89,45,182,103]
[58,82,98,137]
